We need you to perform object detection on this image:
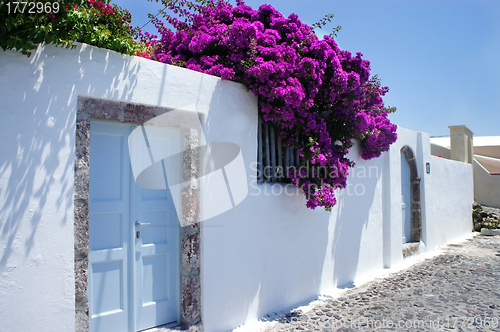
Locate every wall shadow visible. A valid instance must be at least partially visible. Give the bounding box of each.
[0,44,140,272]
[330,160,382,289]
[201,80,330,331]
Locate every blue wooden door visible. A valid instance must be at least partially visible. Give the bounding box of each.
[132,126,180,331]
[89,121,179,332]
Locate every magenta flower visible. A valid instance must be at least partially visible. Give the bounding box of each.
[100,5,114,15]
[89,0,105,9]
[148,0,398,210]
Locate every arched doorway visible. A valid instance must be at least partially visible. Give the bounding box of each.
[400,146,422,256]
[401,153,411,243]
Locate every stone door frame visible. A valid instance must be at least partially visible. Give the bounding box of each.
[74,96,202,331]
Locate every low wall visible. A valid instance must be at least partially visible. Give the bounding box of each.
[201,127,474,332]
[430,143,451,159]
[425,156,473,247]
[474,160,500,208]
[201,143,387,331]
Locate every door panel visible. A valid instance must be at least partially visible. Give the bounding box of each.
[89,121,179,332]
[89,212,122,251]
[141,210,170,244]
[89,122,130,332]
[401,154,411,243]
[91,261,124,314]
[134,130,180,331]
[90,133,124,201]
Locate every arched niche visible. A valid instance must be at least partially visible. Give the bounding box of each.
[400,145,422,244]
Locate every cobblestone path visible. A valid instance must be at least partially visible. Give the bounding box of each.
[259,235,500,332]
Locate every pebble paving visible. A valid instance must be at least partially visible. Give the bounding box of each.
[259,235,500,332]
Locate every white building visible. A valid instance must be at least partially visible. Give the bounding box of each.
[431,126,500,208]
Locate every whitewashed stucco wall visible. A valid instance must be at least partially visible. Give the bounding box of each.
[201,142,388,332]
[430,135,499,209]
[426,157,473,247]
[0,43,256,332]
[0,43,473,332]
[474,161,500,209]
[201,126,473,332]
[383,128,430,265]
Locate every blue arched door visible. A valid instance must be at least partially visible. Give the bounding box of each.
[88,121,180,332]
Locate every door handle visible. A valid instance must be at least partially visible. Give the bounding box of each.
[135,220,151,227]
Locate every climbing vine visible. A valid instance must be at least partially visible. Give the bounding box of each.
[142,0,398,210]
[1,0,398,211]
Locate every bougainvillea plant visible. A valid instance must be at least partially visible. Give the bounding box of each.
[141,0,397,211]
[0,0,150,57]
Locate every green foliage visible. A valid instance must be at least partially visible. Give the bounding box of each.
[366,74,397,114]
[311,13,341,38]
[0,0,145,57]
[472,209,481,221]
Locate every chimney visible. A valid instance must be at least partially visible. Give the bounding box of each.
[449,125,474,163]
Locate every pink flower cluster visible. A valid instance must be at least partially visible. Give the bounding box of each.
[88,0,105,9]
[65,4,79,11]
[135,50,150,59]
[149,0,397,210]
[88,0,114,15]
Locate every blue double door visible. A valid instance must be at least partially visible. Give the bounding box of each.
[88,121,180,332]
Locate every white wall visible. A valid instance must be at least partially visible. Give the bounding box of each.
[430,135,499,208]
[426,156,473,245]
[0,43,474,332]
[0,43,256,332]
[431,143,451,159]
[201,125,473,332]
[475,155,500,174]
[201,142,387,332]
[474,160,500,208]
[383,128,431,265]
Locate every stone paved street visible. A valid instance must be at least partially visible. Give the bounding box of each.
[155,234,500,332]
[254,235,500,332]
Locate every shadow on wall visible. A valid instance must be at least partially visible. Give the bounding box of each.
[234,192,331,324]
[0,43,141,270]
[199,78,332,330]
[199,76,384,330]
[330,160,382,289]
[200,179,332,330]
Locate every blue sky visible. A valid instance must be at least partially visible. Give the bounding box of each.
[113,0,500,137]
